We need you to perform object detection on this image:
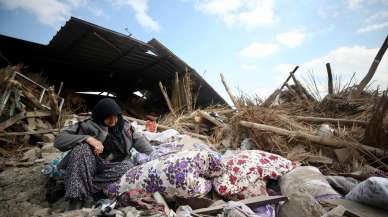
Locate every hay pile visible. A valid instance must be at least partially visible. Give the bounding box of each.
[157,36,388,176]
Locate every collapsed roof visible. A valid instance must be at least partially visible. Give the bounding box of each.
[0,17,226,112]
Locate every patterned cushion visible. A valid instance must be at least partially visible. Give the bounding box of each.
[107,150,223,198]
[213,150,295,200]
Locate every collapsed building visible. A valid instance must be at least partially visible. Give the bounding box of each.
[0,17,226,117]
[1,17,388,217]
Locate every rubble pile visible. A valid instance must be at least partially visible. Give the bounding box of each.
[0,65,63,148]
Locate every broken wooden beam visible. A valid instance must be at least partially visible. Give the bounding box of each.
[0,112,26,131]
[294,116,368,126]
[22,88,46,110]
[0,111,51,131]
[0,129,58,136]
[240,120,386,156]
[280,66,299,90]
[326,63,334,96]
[289,71,306,99]
[193,195,287,215]
[0,71,16,116]
[355,35,388,95]
[159,81,177,117]
[220,73,240,109]
[197,110,225,127]
[47,86,60,124]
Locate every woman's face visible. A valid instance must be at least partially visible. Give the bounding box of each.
[104,115,118,127]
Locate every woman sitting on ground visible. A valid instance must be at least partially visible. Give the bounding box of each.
[54,98,153,210]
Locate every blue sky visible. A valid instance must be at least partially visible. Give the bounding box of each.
[0,0,387,102]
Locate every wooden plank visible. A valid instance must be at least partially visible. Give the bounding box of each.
[0,129,58,136]
[322,199,388,217]
[0,112,26,131]
[0,111,52,131]
[294,116,368,126]
[193,195,287,215]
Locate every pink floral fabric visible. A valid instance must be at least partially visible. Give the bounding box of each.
[213,150,296,200]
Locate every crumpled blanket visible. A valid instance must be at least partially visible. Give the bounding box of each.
[280,166,340,201]
[345,176,388,210]
[142,129,180,144]
[107,150,223,198]
[132,142,184,165]
[326,176,359,195]
[213,150,296,200]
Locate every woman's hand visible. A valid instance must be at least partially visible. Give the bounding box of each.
[85,136,104,156]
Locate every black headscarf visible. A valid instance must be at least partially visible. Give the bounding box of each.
[92,98,122,126]
[92,98,127,161]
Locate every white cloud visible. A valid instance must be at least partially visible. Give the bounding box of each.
[365,10,388,23]
[273,64,295,78]
[357,21,388,33]
[0,0,108,26]
[0,0,72,26]
[112,0,160,32]
[276,30,306,48]
[275,45,388,95]
[241,63,257,71]
[65,0,87,7]
[239,42,280,58]
[88,7,110,19]
[347,0,364,9]
[195,0,276,29]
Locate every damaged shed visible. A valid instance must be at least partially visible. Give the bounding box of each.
[0,17,226,116]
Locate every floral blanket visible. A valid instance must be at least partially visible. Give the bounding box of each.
[213,150,296,200]
[107,150,223,198]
